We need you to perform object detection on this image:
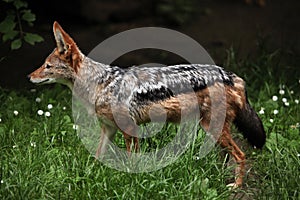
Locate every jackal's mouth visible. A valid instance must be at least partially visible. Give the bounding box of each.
[37,79,50,84]
[30,78,51,85]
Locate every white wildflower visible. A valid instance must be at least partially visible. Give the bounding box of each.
[290,90,294,94]
[35,97,41,103]
[47,104,53,109]
[0,180,3,184]
[37,110,44,116]
[284,102,289,106]
[282,98,287,103]
[12,145,18,149]
[273,109,279,115]
[194,156,200,160]
[295,99,299,104]
[269,119,274,123]
[45,111,51,117]
[73,124,79,130]
[279,89,285,95]
[30,142,36,148]
[30,88,36,93]
[272,95,278,101]
[63,106,66,110]
[0,118,2,123]
[259,107,265,115]
[13,110,19,116]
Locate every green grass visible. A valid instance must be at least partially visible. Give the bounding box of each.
[0,50,299,199]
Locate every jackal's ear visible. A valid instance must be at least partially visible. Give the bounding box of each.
[53,21,78,55]
[53,21,82,72]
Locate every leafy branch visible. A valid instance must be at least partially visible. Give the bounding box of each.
[0,0,43,50]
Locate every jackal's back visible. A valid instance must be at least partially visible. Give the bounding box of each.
[108,64,235,105]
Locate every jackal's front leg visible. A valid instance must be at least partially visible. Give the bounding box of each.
[121,125,139,155]
[95,124,117,159]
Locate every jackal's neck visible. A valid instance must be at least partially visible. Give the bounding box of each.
[71,55,120,103]
[75,56,123,85]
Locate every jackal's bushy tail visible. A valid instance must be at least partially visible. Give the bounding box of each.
[234,100,266,148]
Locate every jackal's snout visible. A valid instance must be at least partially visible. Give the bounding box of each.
[27,70,35,82]
[28,65,50,85]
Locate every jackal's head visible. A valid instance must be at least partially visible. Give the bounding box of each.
[28,21,83,88]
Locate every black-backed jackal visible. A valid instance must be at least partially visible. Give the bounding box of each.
[28,22,266,188]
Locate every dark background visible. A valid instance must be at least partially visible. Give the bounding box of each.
[0,0,299,89]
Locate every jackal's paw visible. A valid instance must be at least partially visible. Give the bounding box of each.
[226,182,239,190]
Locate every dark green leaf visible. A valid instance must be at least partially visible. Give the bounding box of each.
[2,30,18,42]
[13,0,28,9]
[0,16,16,33]
[24,33,44,45]
[22,10,36,22]
[11,38,22,50]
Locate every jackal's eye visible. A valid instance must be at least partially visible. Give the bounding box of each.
[45,64,52,69]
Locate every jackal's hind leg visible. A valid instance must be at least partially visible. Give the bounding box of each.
[218,123,246,188]
[95,124,117,159]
